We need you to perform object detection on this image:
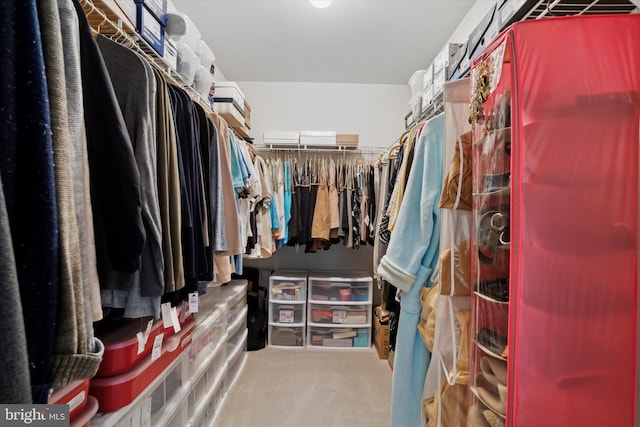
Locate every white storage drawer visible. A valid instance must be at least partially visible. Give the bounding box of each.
[309,303,370,325]
[269,326,304,347]
[187,341,226,421]
[269,271,307,302]
[270,302,305,324]
[308,326,370,349]
[308,281,371,303]
[188,304,227,378]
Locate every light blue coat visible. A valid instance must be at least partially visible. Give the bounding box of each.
[377,113,444,427]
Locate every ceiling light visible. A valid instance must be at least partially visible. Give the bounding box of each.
[309,0,334,8]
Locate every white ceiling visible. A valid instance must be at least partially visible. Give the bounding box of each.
[173,0,477,84]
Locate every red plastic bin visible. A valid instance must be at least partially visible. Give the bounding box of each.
[96,302,192,377]
[48,379,90,421]
[90,319,195,413]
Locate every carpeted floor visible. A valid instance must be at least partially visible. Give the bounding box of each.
[217,346,392,427]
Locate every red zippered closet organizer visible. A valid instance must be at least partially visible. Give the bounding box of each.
[469,15,640,426]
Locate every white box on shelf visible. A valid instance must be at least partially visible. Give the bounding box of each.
[214,82,246,112]
[422,84,434,112]
[163,37,178,71]
[433,68,446,98]
[300,131,337,146]
[422,64,434,91]
[409,93,422,121]
[434,43,464,76]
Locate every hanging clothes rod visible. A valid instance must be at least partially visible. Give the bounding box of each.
[253,144,387,154]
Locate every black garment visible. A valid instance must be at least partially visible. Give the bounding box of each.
[340,189,349,240]
[287,169,301,246]
[304,185,318,253]
[351,178,361,250]
[169,87,207,293]
[167,86,194,290]
[72,0,144,284]
[97,36,164,297]
[0,0,60,402]
[297,186,311,247]
[194,104,215,282]
[367,167,376,245]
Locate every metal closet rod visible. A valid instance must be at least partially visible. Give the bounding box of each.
[253,145,387,154]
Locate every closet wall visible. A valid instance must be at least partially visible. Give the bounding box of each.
[236,81,409,146]
[236,0,502,293]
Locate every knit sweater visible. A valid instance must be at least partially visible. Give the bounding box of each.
[38,0,102,389]
[0,0,59,403]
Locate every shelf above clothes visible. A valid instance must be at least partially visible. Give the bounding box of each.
[80,0,213,115]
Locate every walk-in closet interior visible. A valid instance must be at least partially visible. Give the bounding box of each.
[1,0,640,426]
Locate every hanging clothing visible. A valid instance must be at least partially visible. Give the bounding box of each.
[98,36,165,298]
[0,174,31,404]
[328,159,340,241]
[311,160,331,242]
[377,113,445,427]
[58,0,102,328]
[0,0,60,403]
[72,0,145,291]
[154,70,185,292]
[39,0,104,390]
[283,160,292,244]
[213,115,243,256]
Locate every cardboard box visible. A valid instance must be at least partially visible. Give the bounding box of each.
[336,134,359,147]
[373,313,389,359]
[135,0,167,25]
[137,4,165,56]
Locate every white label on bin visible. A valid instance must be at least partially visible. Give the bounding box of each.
[145,319,154,337]
[152,333,164,361]
[279,309,294,323]
[161,302,172,328]
[170,306,181,334]
[333,310,347,324]
[136,332,146,354]
[67,390,86,412]
[189,292,199,313]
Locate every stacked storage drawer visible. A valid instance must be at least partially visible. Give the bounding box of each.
[199,280,248,425]
[185,303,228,427]
[268,271,307,348]
[90,315,195,427]
[49,379,97,426]
[307,271,373,349]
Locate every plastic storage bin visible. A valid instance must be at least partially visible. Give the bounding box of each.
[95,304,191,378]
[90,348,191,427]
[48,379,90,421]
[176,41,199,85]
[269,326,304,347]
[195,39,215,71]
[90,319,194,413]
[269,271,307,301]
[187,304,227,378]
[193,65,214,99]
[308,326,370,348]
[168,13,201,51]
[408,69,428,97]
[271,302,304,324]
[309,304,370,325]
[71,396,98,427]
